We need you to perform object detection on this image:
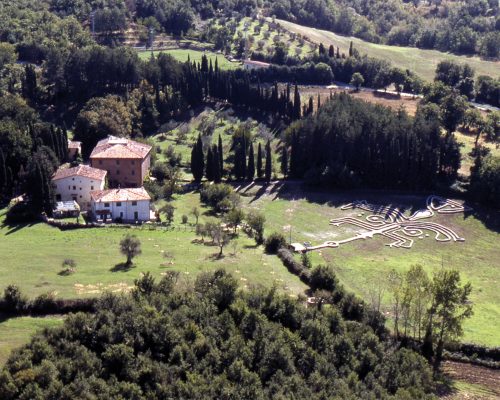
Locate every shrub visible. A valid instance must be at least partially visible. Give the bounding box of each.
[264,232,287,254]
[310,265,339,292]
[277,248,311,283]
[2,285,27,313]
[181,214,188,224]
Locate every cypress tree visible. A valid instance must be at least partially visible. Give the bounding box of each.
[0,149,6,191]
[247,144,255,181]
[308,96,314,115]
[290,133,300,178]
[281,146,288,178]
[317,93,321,110]
[191,134,204,183]
[265,140,272,183]
[206,146,214,181]
[349,41,353,57]
[257,142,263,179]
[336,46,340,58]
[328,45,335,57]
[293,84,301,120]
[319,43,325,55]
[212,145,221,183]
[218,134,223,175]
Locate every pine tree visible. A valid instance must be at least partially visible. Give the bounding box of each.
[257,143,263,179]
[247,144,255,181]
[265,140,272,183]
[281,146,288,178]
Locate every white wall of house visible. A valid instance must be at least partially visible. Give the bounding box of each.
[92,199,150,222]
[53,176,105,211]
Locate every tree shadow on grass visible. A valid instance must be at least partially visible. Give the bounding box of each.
[110,262,135,272]
[208,253,225,261]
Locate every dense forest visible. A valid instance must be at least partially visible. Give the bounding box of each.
[284,93,460,189]
[0,270,437,399]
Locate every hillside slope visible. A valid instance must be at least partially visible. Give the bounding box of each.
[276,19,500,82]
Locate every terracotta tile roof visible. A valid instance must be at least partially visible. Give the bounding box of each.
[68,140,81,149]
[52,165,107,181]
[90,136,152,159]
[90,187,151,203]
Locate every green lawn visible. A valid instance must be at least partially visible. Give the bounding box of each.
[138,49,241,70]
[0,316,63,366]
[239,184,500,346]
[0,196,307,300]
[276,19,500,82]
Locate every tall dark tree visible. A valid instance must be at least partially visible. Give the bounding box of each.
[265,140,272,183]
[218,134,224,175]
[212,145,222,183]
[308,96,314,115]
[328,45,335,58]
[206,146,214,181]
[22,64,37,103]
[293,84,301,120]
[257,142,263,179]
[247,143,255,181]
[281,146,288,178]
[349,41,353,57]
[319,43,326,55]
[191,134,204,183]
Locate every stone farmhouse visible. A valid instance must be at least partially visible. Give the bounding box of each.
[90,187,152,223]
[52,165,107,211]
[89,136,152,188]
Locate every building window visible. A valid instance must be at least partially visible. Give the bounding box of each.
[56,194,61,201]
[117,202,122,207]
[132,201,137,206]
[104,203,110,208]
[116,170,120,175]
[91,186,94,190]
[79,195,82,198]
[131,170,135,175]
[79,188,82,190]
[73,186,76,190]
[99,160,103,165]
[68,186,70,190]
[116,160,120,165]
[131,161,135,165]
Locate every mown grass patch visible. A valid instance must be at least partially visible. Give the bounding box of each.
[276,19,500,82]
[0,316,63,366]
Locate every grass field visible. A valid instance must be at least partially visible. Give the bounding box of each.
[138,49,241,70]
[276,19,500,82]
[0,316,63,366]
[238,182,500,346]
[0,194,306,300]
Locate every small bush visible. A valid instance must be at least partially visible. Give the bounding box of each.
[182,215,188,224]
[264,232,287,254]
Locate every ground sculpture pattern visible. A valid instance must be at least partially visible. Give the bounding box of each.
[307,196,472,251]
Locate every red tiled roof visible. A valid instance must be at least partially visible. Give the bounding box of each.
[52,165,107,181]
[90,187,151,203]
[90,136,152,159]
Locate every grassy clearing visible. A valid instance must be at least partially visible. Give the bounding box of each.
[0,316,63,366]
[0,195,307,300]
[276,19,500,82]
[239,183,500,346]
[138,49,241,70]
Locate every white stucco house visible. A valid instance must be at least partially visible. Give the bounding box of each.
[90,187,152,223]
[52,165,107,211]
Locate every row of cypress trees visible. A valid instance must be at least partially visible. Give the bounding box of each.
[190,133,273,183]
